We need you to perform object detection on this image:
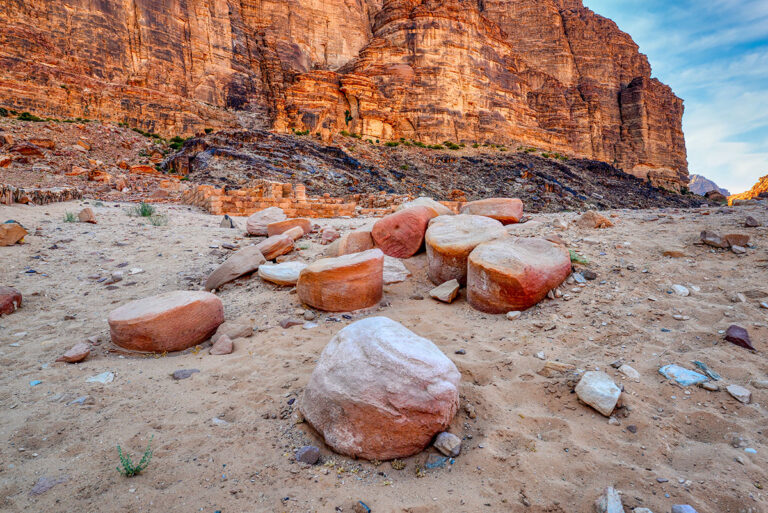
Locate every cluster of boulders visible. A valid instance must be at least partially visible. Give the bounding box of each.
[700,229,751,254]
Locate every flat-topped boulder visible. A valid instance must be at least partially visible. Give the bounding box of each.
[301,317,460,460]
[246,207,286,236]
[258,261,308,286]
[371,206,438,258]
[267,218,312,237]
[396,197,454,216]
[256,234,294,260]
[467,237,571,313]
[109,291,224,352]
[0,286,22,315]
[205,246,266,291]
[425,214,507,285]
[460,198,523,225]
[297,249,384,312]
[0,222,27,246]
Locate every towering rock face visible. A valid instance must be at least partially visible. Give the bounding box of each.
[729,175,768,203]
[689,174,731,197]
[0,0,688,189]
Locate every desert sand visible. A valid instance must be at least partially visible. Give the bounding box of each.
[1,200,766,513]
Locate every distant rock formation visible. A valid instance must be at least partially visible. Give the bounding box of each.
[729,175,768,203]
[0,0,689,190]
[688,174,730,196]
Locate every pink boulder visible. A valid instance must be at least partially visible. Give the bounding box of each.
[467,237,571,313]
[460,198,523,225]
[0,286,22,315]
[246,207,286,236]
[204,246,266,291]
[56,342,91,363]
[371,206,438,258]
[256,234,294,260]
[267,218,312,237]
[301,317,460,460]
[108,291,224,352]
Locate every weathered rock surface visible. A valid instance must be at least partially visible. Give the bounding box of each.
[212,321,253,343]
[0,222,27,246]
[336,230,375,257]
[297,249,384,312]
[397,197,454,216]
[256,234,294,260]
[300,317,460,460]
[205,246,266,291]
[371,206,437,258]
[382,256,411,284]
[267,219,312,237]
[78,208,97,224]
[467,237,571,313]
[460,198,523,225]
[575,371,621,417]
[0,0,689,187]
[725,325,755,351]
[425,215,507,285]
[430,280,460,304]
[729,174,768,203]
[433,432,462,457]
[258,261,308,286]
[594,486,625,513]
[108,291,224,352]
[56,342,91,363]
[246,208,286,236]
[577,210,614,229]
[210,334,234,355]
[0,286,22,315]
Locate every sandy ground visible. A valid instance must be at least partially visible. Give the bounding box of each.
[0,200,766,513]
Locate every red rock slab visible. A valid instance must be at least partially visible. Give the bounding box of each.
[204,246,266,291]
[283,226,305,241]
[0,286,22,315]
[0,155,11,168]
[56,342,91,363]
[371,206,438,258]
[10,143,44,157]
[108,291,224,352]
[0,223,28,246]
[460,198,523,225]
[256,234,294,260]
[724,233,750,247]
[576,210,614,228]
[425,214,507,285]
[246,207,286,236]
[297,249,384,312]
[337,230,375,256]
[129,165,161,175]
[267,218,312,237]
[467,237,571,313]
[78,208,97,224]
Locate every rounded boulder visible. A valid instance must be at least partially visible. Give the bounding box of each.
[246,207,286,236]
[467,237,571,313]
[108,291,224,352]
[371,206,438,258]
[460,198,523,225]
[301,317,460,460]
[297,249,384,312]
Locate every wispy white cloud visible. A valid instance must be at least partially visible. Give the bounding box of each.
[585,0,768,192]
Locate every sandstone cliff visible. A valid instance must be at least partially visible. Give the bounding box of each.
[729,175,768,203]
[0,0,688,189]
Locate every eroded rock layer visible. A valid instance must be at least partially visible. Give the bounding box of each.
[0,0,688,188]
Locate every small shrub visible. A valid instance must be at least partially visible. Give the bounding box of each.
[444,142,461,150]
[204,128,213,134]
[344,110,353,125]
[168,136,187,150]
[18,112,44,122]
[63,212,77,223]
[400,164,409,171]
[472,143,480,148]
[292,129,310,136]
[413,141,426,148]
[148,214,168,226]
[129,202,156,218]
[340,130,350,137]
[94,201,104,207]
[116,436,153,477]
[428,144,444,150]
[351,133,362,140]
[0,107,8,117]
[384,141,399,147]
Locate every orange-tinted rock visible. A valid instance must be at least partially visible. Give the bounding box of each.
[209,334,234,355]
[256,234,294,260]
[10,143,44,157]
[576,210,614,229]
[425,215,507,285]
[129,165,160,175]
[724,233,750,247]
[320,226,341,244]
[337,230,375,256]
[108,290,224,352]
[246,207,286,236]
[0,222,27,246]
[204,246,266,291]
[88,169,112,182]
[29,138,55,149]
[0,155,11,168]
[467,237,571,313]
[397,197,455,216]
[0,286,22,315]
[56,342,91,363]
[66,165,87,176]
[301,317,460,460]
[460,198,524,225]
[371,206,438,258]
[297,249,384,312]
[267,218,312,237]
[117,160,129,170]
[78,208,97,224]
[283,226,305,241]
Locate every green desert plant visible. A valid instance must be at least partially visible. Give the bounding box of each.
[63,212,77,223]
[129,202,156,218]
[116,436,154,477]
[204,128,213,134]
[18,112,44,122]
[384,141,400,147]
[148,214,168,226]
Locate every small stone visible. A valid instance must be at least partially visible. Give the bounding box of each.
[29,476,68,496]
[303,310,316,321]
[104,271,123,285]
[576,210,613,229]
[220,214,237,229]
[280,318,304,329]
[760,302,768,310]
[534,351,546,360]
[633,509,653,513]
[724,233,750,247]
[553,218,568,230]
[752,379,768,389]
[433,432,462,457]
[258,261,307,286]
[582,270,597,280]
[429,279,460,303]
[320,226,340,244]
[663,249,686,258]
[626,425,637,434]
[618,364,640,382]
[572,272,586,284]
[78,208,97,224]
[593,486,624,513]
[745,216,760,227]
[383,256,412,284]
[671,506,699,513]
[700,230,728,249]
[295,445,320,465]
[455,349,466,355]
[0,222,28,246]
[86,371,114,384]
[725,325,755,351]
[731,245,746,254]
[210,334,234,355]
[56,342,90,363]
[726,384,751,404]
[0,286,22,315]
[212,321,252,342]
[671,284,689,296]
[172,369,200,380]
[575,371,621,417]
[700,381,719,392]
[506,311,521,321]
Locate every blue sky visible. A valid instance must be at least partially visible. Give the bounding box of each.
[584,0,768,193]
